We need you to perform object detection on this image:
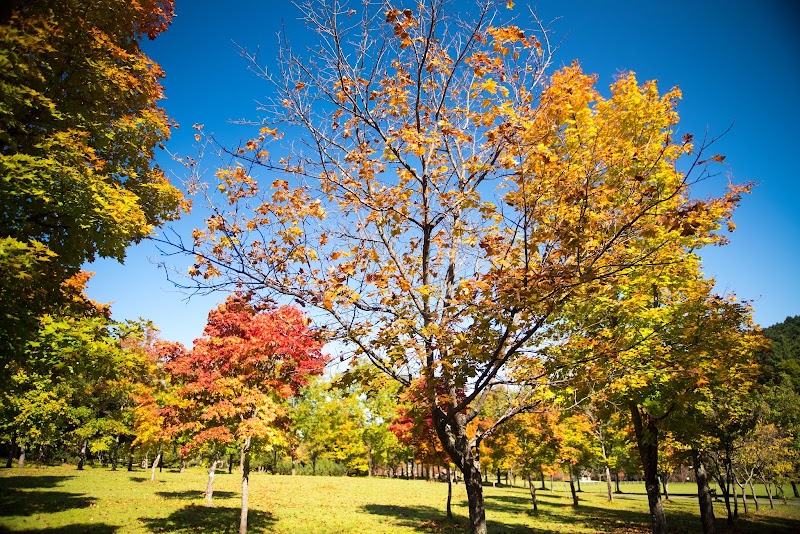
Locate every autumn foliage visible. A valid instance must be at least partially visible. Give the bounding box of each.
[164,295,326,458]
[0,0,183,368]
[162,2,752,533]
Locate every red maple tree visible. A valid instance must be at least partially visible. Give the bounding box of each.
[166,294,326,533]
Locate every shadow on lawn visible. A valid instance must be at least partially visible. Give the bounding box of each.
[362,504,466,533]
[155,490,237,500]
[0,476,73,490]
[484,490,800,534]
[480,492,651,533]
[0,524,118,534]
[0,488,96,518]
[716,514,800,534]
[140,504,274,534]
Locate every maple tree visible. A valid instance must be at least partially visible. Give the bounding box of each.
[511,411,561,511]
[166,2,748,532]
[0,281,154,472]
[0,0,183,370]
[164,294,325,534]
[557,413,597,506]
[331,364,405,477]
[585,404,630,501]
[389,380,458,514]
[293,378,370,476]
[132,337,187,482]
[556,261,765,534]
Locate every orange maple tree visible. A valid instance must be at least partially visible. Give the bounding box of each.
[165,3,748,532]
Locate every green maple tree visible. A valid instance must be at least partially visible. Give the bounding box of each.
[0,0,184,368]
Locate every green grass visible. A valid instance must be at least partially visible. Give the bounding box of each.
[1,466,799,533]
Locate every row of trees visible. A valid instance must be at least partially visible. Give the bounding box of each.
[5,300,795,534]
[1,291,327,534]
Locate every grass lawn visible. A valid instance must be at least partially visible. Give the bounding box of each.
[1,466,799,533]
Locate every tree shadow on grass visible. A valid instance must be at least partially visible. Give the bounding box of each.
[484,491,655,532]
[362,504,466,533]
[484,490,800,534]
[0,476,74,490]
[140,504,274,534]
[716,514,800,534]
[0,524,118,534]
[0,488,96,517]
[155,490,237,500]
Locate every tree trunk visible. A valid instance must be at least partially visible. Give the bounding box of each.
[709,452,734,525]
[660,474,670,500]
[693,450,716,534]
[738,481,748,515]
[77,440,87,470]
[719,478,732,523]
[615,472,621,493]
[180,457,187,473]
[291,457,296,476]
[568,463,579,506]
[748,479,759,511]
[17,443,26,468]
[540,471,547,490]
[463,457,486,534]
[205,459,218,505]
[777,483,788,504]
[760,475,774,509]
[127,448,134,472]
[111,435,120,471]
[527,474,538,512]
[446,465,453,520]
[150,445,162,483]
[791,481,799,498]
[6,432,17,468]
[629,402,667,534]
[496,468,501,486]
[605,464,613,501]
[432,408,486,534]
[239,437,251,534]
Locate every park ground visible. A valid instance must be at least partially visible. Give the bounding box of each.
[1,466,800,533]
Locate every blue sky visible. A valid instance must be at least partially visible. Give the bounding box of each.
[85,0,799,347]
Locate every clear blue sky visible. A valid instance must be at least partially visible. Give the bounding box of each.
[85,0,800,347]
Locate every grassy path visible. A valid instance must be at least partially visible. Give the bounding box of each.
[1,466,799,533]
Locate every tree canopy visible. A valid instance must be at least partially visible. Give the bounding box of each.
[168,2,747,532]
[0,0,183,365]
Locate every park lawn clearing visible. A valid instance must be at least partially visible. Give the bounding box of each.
[0,466,798,533]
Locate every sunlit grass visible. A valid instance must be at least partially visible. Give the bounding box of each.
[1,465,799,533]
